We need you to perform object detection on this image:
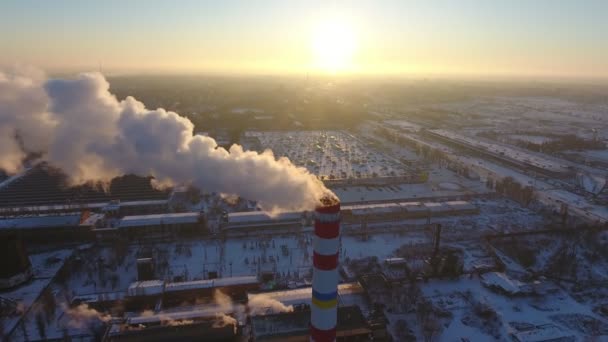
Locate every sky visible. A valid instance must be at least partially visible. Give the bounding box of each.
[1,0,607,79]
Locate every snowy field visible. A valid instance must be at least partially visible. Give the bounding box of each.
[2,249,74,339]
[243,130,409,180]
[413,277,607,341]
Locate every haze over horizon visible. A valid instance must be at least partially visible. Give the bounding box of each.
[2,0,608,80]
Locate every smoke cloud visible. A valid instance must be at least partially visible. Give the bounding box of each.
[64,304,111,328]
[0,68,333,212]
[247,294,294,315]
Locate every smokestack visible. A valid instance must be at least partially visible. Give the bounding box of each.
[310,196,340,342]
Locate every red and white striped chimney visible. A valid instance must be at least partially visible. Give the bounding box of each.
[310,196,340,342]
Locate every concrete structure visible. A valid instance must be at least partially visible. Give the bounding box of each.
[311,196,340,342]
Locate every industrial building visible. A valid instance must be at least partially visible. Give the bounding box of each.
[0,212,94,242]
[424,129,573,178]
[115,212,208,238]
[340,200,478,223]
[104,311,239,341]
[220,211,309,233]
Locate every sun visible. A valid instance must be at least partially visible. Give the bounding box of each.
[311,19,357,73]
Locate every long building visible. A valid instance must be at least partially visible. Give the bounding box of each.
[424,129,572,178]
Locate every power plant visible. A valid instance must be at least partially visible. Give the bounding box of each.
[311,196,341,342]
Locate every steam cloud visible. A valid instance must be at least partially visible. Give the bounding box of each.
[0,68,333,212]
[64,304,111,328]
[247,294,294,315]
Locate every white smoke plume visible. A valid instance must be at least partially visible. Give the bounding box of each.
[247,294,294,315]
[0,68,334,212]
[212,289,235,312]
[64,303,111,328]
[212,313,237,334]
[209,290,239,333]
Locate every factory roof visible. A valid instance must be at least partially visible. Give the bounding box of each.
[103,199,168,211]
[226,211,302,224]
[0,214,83,230]
[445,200,477,211]
[342,202,404,215]
[127,276,258,296]
[400,202,428,211]
[127,280,165,296]
[423,202,449,212]
[72,291,125,304]
[118,212,201,228]
[164,275,258,293]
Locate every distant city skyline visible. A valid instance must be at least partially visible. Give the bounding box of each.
[1,0,607,79]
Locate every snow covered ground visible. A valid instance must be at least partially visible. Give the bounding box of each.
[243,130,411,180]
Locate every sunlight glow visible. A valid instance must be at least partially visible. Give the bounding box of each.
[311,19,357,73]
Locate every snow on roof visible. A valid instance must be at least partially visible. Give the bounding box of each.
[127,280,165,297]
[118,212,201,228]
[400,202,427,211]
[342,203,404,215]
[340,201,477,217]
[0,214,82,230]
[227,211,302,224]
[423,202,449,212]
[164,276,259,293]
[385,257,407,265]
[481,272,523,294]
[102,199,169,211]
[165,279,213,292]
[445,201,477,211]
[510,324,574,342]
[72,291,125,304]
[213,275,259,287]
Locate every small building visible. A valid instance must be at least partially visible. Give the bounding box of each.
[481,272,524,296]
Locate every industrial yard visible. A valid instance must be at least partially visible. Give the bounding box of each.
[1,78,608,342]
